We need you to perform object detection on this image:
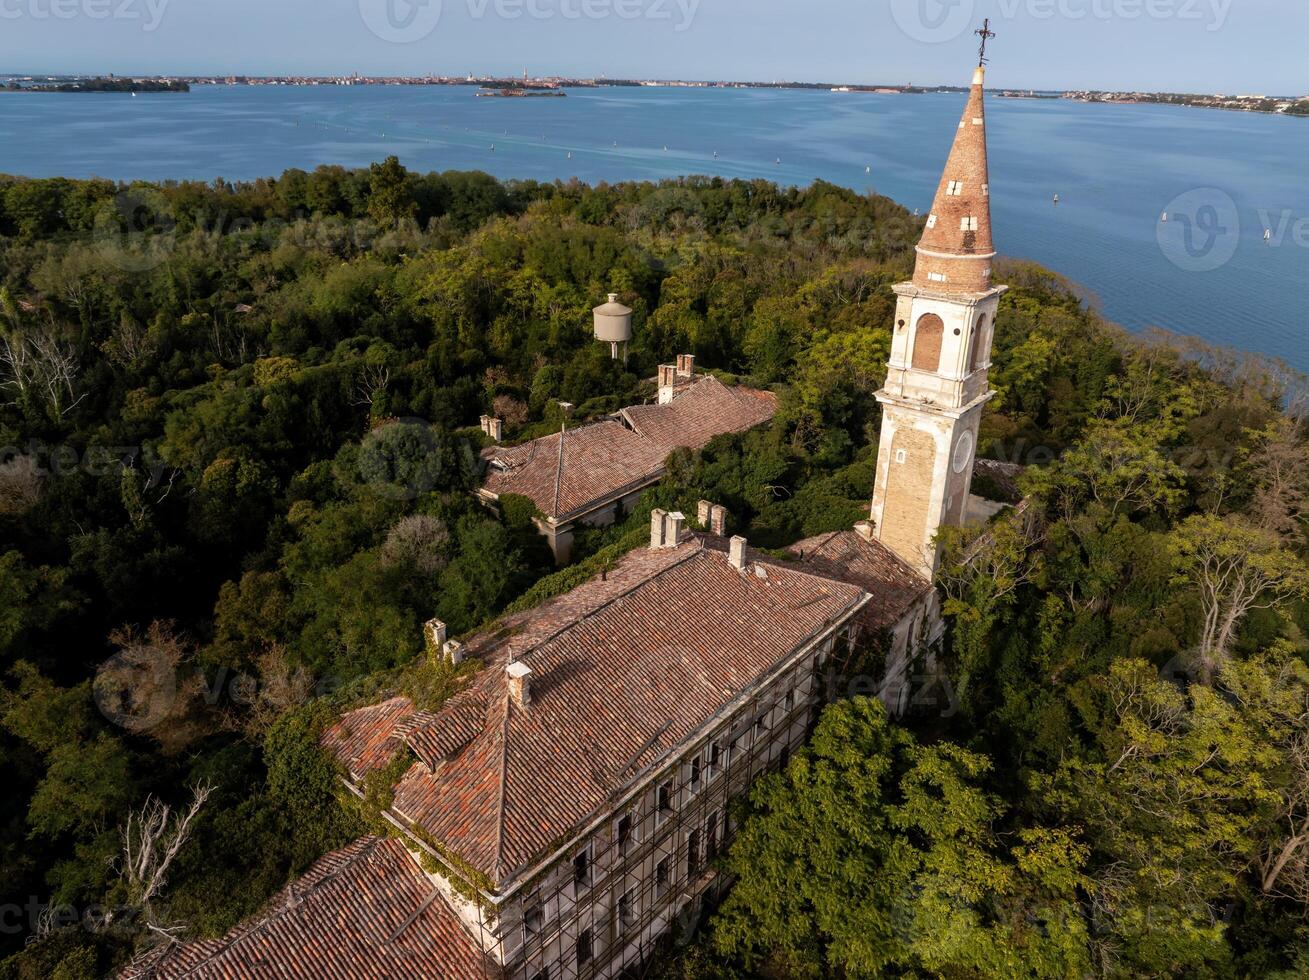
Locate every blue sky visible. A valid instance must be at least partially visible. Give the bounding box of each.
[0,0,1301,94]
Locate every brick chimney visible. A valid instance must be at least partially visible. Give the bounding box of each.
[665,511,685,544]
[424,619,448,661]
[729,535,747,571]
[854,520,875,543]
[676,354,695,378]
[697,500,713,526]
[443,640,465,666]
[478,415,490,435]
[657,365,677,405]
[650,508,668,549]
[710,504,728,537]
[507,661,532,709]
[486,417,503,442]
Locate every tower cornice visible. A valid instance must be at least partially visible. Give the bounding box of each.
[891,281,1009,304]
[874,387,996,421]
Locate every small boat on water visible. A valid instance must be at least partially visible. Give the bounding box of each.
[1053,194,1060,205]
[1265,228,1272,243]
[1161,212,1168,222]
[866,165,871,173]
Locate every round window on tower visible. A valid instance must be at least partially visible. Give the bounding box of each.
[952,430,975,475]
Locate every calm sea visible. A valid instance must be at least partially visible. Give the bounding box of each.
[1,84,1305,372]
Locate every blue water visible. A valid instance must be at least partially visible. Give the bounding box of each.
[1,85,1305,371]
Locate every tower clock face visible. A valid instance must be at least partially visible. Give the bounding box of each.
[952,430,975,474]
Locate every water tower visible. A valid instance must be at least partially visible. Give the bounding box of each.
[592,293,633,362]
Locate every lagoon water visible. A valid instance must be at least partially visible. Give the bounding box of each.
[1,84,1305,371]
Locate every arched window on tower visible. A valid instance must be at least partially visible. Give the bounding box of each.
[969,314,988,372]
[911,314,945,372]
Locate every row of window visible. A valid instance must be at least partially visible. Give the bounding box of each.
[520,655,827,977]
[528,810,728,980]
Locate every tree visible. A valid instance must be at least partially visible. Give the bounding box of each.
[367,156,416,228]
[1037,657,1304,976]
[1170,514,1308,676]
[1242,414,1309,544]
[119,782,214,942]
[711,698,1091,978]
[27,734,136,840]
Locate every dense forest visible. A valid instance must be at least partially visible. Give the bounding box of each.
[0,160,1306,979]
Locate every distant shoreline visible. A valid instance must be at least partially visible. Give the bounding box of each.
[3,78,189,94]
[1,74,1304,116]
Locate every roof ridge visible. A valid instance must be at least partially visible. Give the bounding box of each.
[491,693,512,881]
[551,422,566,517]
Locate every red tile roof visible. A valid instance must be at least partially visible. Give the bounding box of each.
[480,377,776,521]
[786,529,930,634]
[123,837,497,980]
[620,376,778,456]
[482,420,667,520]
[322,536,867,889]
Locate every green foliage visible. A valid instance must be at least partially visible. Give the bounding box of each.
[710,698,1090,978]
[4,162,1307,975]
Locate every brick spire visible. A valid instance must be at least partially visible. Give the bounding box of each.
[912,65,995,293]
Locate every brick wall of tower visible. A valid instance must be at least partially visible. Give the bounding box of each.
[879,426,937,573]
[912,252,993,293]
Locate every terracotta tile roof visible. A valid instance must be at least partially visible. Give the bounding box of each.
[123,837,498,980]
[323,537,867,889]
[482,420,667,520]
[329,697,414,780]
[620,376,778,456]
[786,529,930,634]
[397,694,489,772]
[480,377,776,521]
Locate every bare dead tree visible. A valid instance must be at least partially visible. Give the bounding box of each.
[0,453,43,516]
[1259,726,1309,906]
[351,363,391,410]
[0,311,85,419]
[1173,515,1309,676]
[1244,415,1309,546]
[120,782,214,910]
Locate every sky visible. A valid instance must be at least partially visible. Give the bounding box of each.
[0,0,1302,94]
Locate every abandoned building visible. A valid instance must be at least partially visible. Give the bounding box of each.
[125,56,1011,980]
[478,357,777,563]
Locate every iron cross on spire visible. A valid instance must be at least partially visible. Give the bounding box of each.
[976,19,997,66]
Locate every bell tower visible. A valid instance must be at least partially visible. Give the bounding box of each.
[869,51,1007,578]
